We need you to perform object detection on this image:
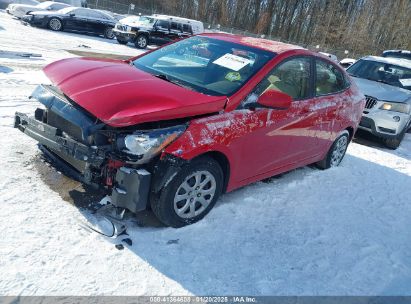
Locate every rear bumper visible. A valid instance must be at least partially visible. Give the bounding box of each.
[14,111,151,213]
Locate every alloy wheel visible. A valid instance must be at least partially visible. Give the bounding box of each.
[137,36,147,48]
[49,18,62,31]
[173,170,217,219]
[330,135,348,167]
[105,28,114,39]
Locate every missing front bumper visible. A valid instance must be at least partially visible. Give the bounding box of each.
[14,111,151,213]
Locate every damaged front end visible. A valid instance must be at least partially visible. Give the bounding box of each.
[14,84,187,213]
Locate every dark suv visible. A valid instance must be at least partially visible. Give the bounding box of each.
[113,15,204,49]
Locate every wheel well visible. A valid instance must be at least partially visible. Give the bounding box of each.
[345,126,354,140]
[136,32,149,39]
[198,151,230,193]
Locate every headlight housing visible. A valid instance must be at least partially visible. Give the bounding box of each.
[379,102,410,114]
[118,124,187,164]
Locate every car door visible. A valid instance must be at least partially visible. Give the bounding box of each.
[312,58,352,148]
[85,10,108,34]
[64,8,87,31]
[151,19,170,45]
[229,56,324,182]
[168,21,182,41]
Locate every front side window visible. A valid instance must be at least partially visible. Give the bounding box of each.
[156,20,169,29]
[87,10,102,18]
[74,9,89,17]
[132,36,274,96]
[251,57,311,101]
[316,60,348,95]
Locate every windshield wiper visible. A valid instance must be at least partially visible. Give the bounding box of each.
[154,74,171,82]
[154,74,195,91]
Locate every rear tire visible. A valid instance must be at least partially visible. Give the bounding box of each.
[116,37,128,45]
[316,131,350,169]
[151,156,223,228]
[48,18,62,31]
[104,27,115,39]
[134,34,148,49]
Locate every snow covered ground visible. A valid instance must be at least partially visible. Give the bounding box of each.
[1,11,411,296]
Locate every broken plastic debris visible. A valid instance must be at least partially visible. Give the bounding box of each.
[115,244,124,250]
[122,238,132,246]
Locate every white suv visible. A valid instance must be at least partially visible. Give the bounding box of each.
[347,56,411,149]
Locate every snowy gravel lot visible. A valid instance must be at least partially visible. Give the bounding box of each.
[1,11,411,296]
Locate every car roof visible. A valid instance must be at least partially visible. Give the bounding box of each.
[152,14,202,24]
[200,33,303,54]
[361,55,411,69]
[383,49,411,55]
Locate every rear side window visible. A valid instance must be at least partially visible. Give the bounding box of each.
[315,60,348,96]
[170,22,182,32]
[253,57,311,100]
[182,24,192,33]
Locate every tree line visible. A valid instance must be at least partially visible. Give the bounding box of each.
[116,0,411,58]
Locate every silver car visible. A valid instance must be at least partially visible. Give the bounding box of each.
[347,56,411,149]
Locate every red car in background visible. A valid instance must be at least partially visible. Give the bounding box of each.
[14,34,365,227]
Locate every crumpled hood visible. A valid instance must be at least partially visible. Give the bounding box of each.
[43,57,227,127]
[352,77,411,103]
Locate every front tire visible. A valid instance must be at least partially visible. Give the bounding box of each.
[104,27,115,39]
[48,18,62,31]
[317,131,350,169]
[134,34,148,49]
[151,157,223,228]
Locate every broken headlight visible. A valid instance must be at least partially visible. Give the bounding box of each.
[118,125,187,164]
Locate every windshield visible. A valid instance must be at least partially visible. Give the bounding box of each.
[132,36,274,96]
[58,7,74,14]
[347,59,411,91]
[36,1,52,8]
[121,15,154,25]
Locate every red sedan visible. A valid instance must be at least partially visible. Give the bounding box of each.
[15,34,365,227]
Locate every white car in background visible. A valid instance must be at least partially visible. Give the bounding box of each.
[6,0,69,18]
[347,56,411,149]
[339,58,356,69]
[1,0,37,9]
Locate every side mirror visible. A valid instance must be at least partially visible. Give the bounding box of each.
[69,13,75,17]
[257,89,292,109]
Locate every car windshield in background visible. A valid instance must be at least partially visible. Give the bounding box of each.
[132,36,275,96]
[36,2,52,8]
[58,7,74,14]
[139,16,155,25]
[121,15,155,25]
[347,59,411,91]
